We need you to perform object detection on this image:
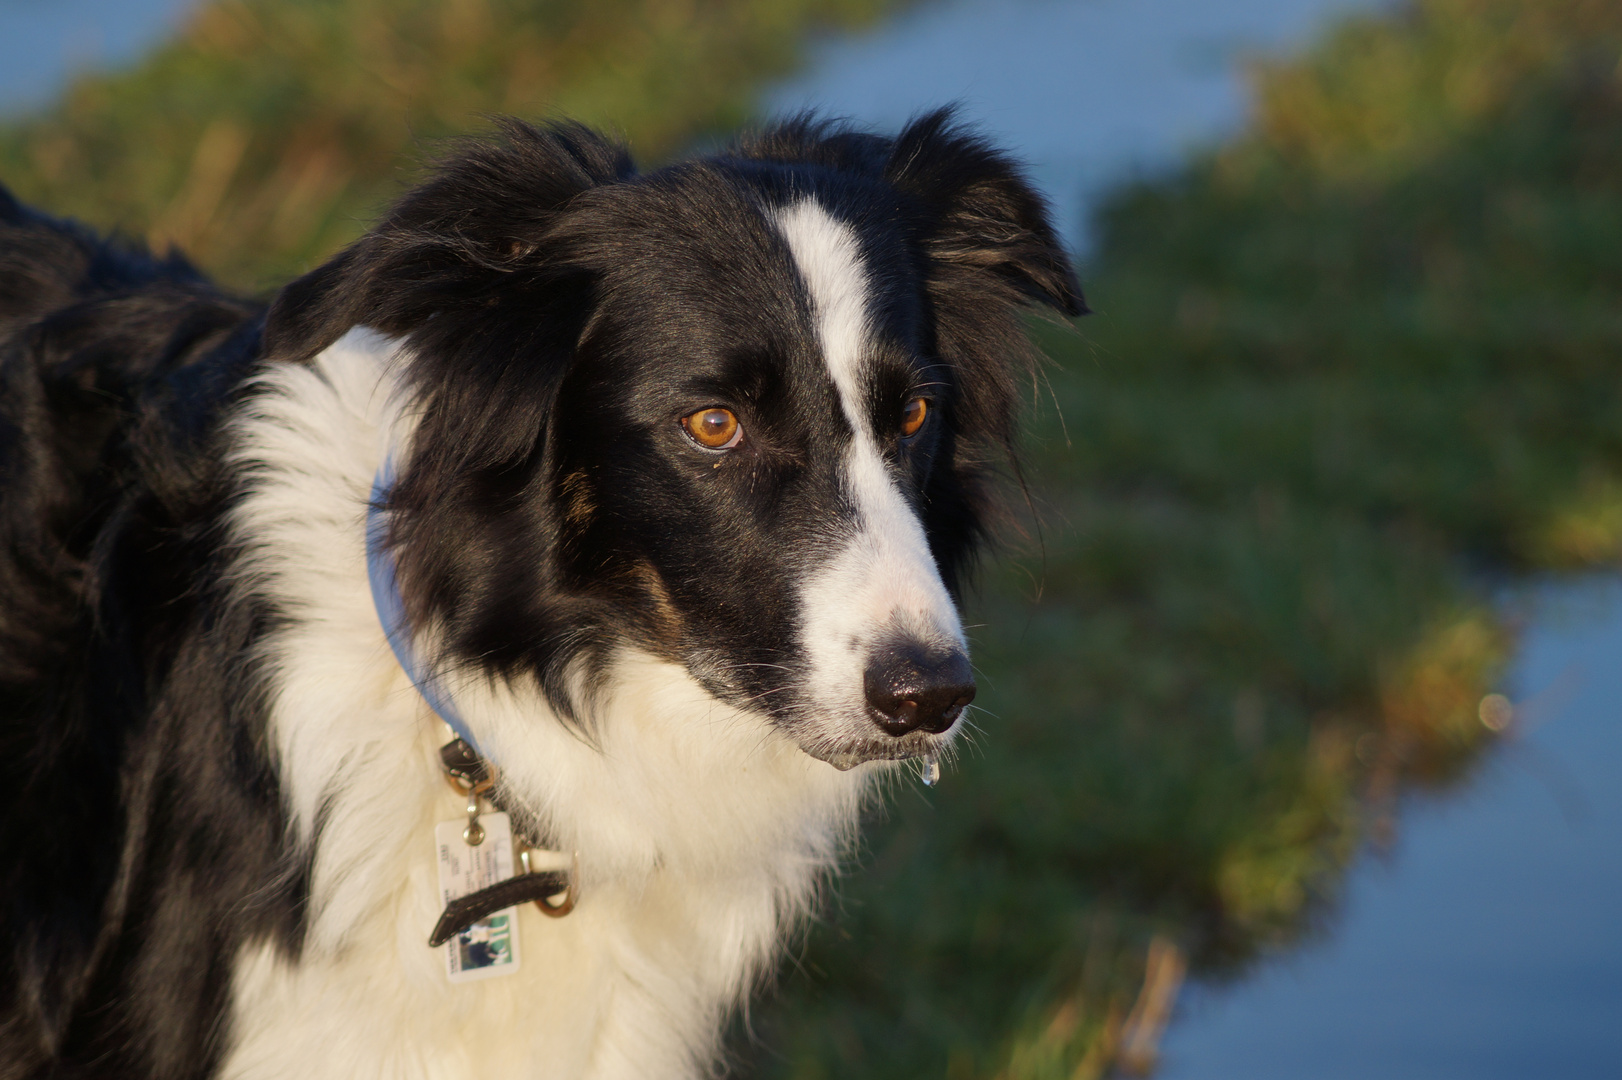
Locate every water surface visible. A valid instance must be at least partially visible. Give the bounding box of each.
[0,0,195,115]
[770,0,1397,248]
[1160,581,1622,1079]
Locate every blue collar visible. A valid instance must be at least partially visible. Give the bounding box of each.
[367,459,484,756]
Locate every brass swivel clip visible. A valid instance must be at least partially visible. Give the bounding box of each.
[439,736,495,846]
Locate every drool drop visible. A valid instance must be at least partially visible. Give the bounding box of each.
[919,752,941,788]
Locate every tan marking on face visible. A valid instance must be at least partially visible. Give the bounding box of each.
[625,559,684,647]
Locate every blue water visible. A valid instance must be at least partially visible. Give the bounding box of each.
[770,0,1398,249]
[1160,582,1622,1079]
[0,0,195,116]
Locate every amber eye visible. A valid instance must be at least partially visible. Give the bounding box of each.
[681,407,742,450]
[900,397,929,439]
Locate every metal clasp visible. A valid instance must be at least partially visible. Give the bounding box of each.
[518,845,579,918]
[441,737,495,845]
[438,735,577,914]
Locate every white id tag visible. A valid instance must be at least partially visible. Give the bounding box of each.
[434,812,521,982]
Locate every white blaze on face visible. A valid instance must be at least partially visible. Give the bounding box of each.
[770,198,966,742]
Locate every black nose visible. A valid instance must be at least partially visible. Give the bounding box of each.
[863,644,976,737]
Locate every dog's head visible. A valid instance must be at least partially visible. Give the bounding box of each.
[266,112,1081,772]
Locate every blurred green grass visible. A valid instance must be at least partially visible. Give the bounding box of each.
[4,0,1620,1077]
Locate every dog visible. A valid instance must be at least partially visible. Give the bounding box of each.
[0,111,1081,1079]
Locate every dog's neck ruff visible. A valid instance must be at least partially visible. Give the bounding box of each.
[366,457,484,756]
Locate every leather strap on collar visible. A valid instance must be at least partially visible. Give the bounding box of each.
[429,870,574,948]
[432,737,579,946]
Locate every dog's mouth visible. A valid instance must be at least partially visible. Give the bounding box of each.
[800,728,942,771]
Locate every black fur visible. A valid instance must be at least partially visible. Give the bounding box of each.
[0,198,297,1078]
[0,110,1079,1078]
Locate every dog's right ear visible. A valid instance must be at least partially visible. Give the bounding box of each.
[263,119,635,364]
[262,244,364,363]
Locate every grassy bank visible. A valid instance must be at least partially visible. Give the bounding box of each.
[747,1,1622,1076]
[5,0,1620,1077]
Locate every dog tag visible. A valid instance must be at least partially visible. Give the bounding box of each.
[434,812,521,982]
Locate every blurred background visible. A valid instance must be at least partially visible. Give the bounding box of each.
[3,0,1618,1075]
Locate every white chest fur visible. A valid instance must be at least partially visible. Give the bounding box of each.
[219,329,871,1079]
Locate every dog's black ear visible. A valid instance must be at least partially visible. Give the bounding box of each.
[877,111,1082,585]
[262,243,363,362]
[881,108,1084,457]
[885,108,1084,318]
[263,119,635,364]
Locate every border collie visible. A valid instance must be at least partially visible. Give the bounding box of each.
[0,111,1081,1079]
